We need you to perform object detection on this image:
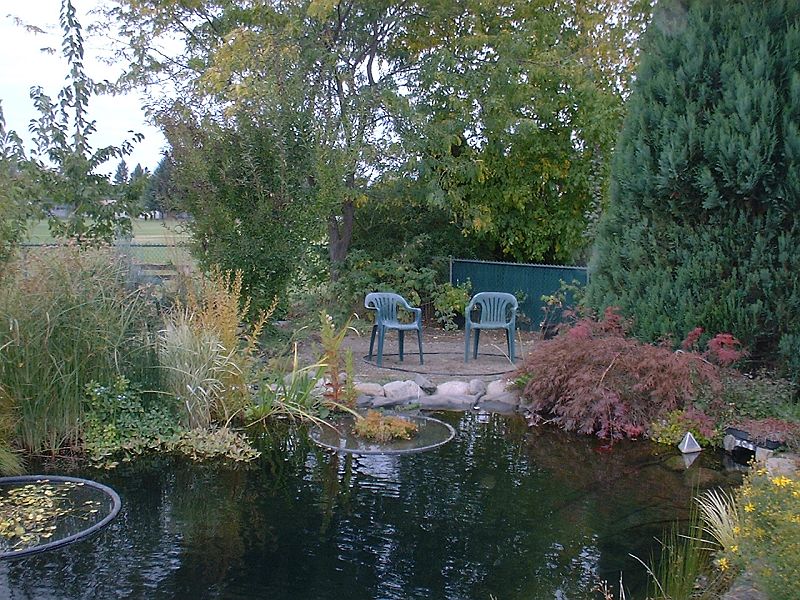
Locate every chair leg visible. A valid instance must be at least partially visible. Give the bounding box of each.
[473,329,480,359]
[464,325,471,362]
[416,329,424,364]
[377,326,386,368]
[399,330,405,362]
[368,325,377,359]
[507,328,515,363]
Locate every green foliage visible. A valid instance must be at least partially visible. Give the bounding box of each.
[587,0,800,379]
[649,408,718,447]
[84,377,179,464]
[327,250,438,320]
[734,470,800,600]
[0,247,156,453]
[28,0,142,246]
[84,377,259,467]
[433,281,472,331]
[714,373,799,422]
[411,0,651,263]
[165,109,321,313]
[0,103,33,267]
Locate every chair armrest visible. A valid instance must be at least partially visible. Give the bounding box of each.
[464,297,478,326]
[411,306,422,326]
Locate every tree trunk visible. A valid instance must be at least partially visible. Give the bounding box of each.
[328,198,355,281]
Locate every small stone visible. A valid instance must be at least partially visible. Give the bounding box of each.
[475,399,517,415]
[437,381,471,396]
[722,434,738,452]
[765,454,800,477]
[354,382,385,397]
[383,380,422,401]
[486,379,511,396]
[413,374,437,395]
[754,447,774,463]
[468,379,487,396]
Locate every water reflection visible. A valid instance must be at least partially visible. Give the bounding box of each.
[0,413,740,599]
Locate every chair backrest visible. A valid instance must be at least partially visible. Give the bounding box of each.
[467,292,518,326]
[364,292,407,322]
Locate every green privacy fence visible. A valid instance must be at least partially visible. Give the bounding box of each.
[449,258,588,331]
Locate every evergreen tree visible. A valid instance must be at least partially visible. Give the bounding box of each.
[586,0,800,378]
[113,159,129,185]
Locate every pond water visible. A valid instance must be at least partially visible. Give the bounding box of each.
[0,412,740,599]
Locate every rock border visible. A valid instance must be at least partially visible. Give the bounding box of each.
[354,376,521,414]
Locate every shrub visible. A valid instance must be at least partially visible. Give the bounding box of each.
[0,247,156,453]
[517,309,720,439]
[326,249,438,321]
[586,0,800,378]
[433,281,471,331]
[353,411,418,443]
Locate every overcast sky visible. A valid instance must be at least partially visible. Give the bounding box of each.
[0,1,167,174]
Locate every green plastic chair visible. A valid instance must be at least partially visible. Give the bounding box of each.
[464,292,518,362]
[365,292,424,368]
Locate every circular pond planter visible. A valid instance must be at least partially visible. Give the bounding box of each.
[0,475,121,560]
[310,413,455,455]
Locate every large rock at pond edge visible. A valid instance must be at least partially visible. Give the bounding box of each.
[468,379,487,396]
[486,379,511,396]
[436,381,472,396]
[481,390,520,406]
[372,396,404,409]
[356,394,375,408]
[419,394,476,410]
[766,454,800,477]
[355,382,385,397]
[413,374,437,395]
[383,380,422,401]
[475,399,517,414]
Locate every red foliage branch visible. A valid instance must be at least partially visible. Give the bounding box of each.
[517,310,723,440]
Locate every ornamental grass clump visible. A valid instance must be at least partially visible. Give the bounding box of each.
[353,410,418,443]
[160,267,272,428]
[516,308,723,440]
[0,247,155,453]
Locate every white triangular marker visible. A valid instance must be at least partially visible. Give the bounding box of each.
[678,431,702,454]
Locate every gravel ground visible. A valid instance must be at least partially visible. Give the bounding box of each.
[294,326,540,385]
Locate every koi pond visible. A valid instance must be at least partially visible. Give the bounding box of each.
[0,412,740,599]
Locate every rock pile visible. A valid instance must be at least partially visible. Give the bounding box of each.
[354,374,522,414]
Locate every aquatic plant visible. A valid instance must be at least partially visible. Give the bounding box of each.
[353,410,418,443]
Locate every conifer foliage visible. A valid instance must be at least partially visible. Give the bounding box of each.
[586,0,800,378]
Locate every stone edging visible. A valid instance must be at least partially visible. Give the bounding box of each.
[354,374,521,414]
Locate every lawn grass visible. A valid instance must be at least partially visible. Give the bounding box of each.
[23,219,194,268]
[25,218,190,244]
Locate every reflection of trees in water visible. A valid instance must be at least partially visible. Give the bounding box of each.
[3,414,739,600]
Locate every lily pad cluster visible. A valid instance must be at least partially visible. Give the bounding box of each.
[0,480,101,552]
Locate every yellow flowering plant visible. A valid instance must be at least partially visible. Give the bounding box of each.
[732,469,800,600]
